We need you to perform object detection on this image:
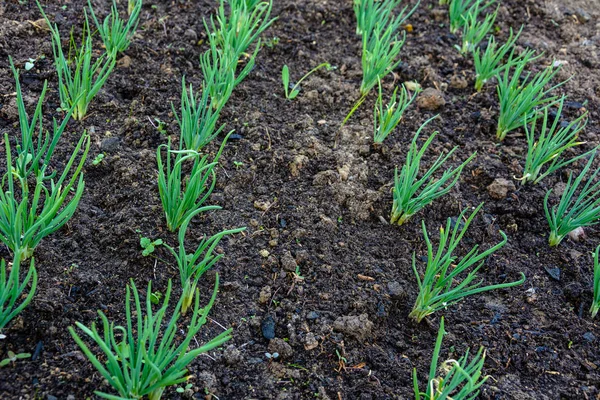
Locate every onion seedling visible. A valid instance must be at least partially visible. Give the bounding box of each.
[473,26,523,92]
[87,0,142,57]
[449,0,494,34]
[9,57,73,183]
[0,254,37,334]
[200,38,237,111]
[592,245,600,318]
[458,5,497,54]
[391,116,476,225]
[519,96,590,185]
[409,204,526,322]
[413,317,489,400]
[496,51,568,141]
[281,62,332,100]
[174,77,226,151]
[157,133,230,232]
[353,0,407,37]
[0,133,91,260]
[38,3,116,120]
[544,151,600,247]
[69,278,232,400]
[160,210,245,314]
[373,80,419,144]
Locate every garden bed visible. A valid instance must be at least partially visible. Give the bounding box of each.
[1,0,600,398]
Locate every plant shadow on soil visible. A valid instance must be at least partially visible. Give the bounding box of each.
[1,0,600,399]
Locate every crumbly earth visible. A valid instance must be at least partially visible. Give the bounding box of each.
[1,0,600,399]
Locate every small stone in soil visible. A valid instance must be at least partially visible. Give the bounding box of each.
[387,281,406,300]
[268,338,293,359]
[306,311,320,320]
[544,266,560,281]
[487,178,516,199]
[100,137,121,152]
[583,332,595,342]
[280,250,297,271]
[261,314,276,339]
[333,314,373,341]
[416,88,446,110]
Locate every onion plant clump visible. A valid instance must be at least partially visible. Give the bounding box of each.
[38,3,116,120]
[458,5,497,54]
[8,57,72,183]
[413,317,489,400]
[592,245,600,318]
[519,96,589,185]
[0,133,91,260]
[473,26,523,92]
[69,278,232,400]
[391,117,476,226]
[281,62,332,100]
[353,0,408,37]
[409,204,526,322]
[160,211,245,315]
[174,77,226,151]
[373,80,419,144]
[87,0,143,57]
[200,39,237,111]
[0,254,37,334]
[157,132,231,232]
[496,51,568,141]
[448,0,494,34]
[544,151,600,247]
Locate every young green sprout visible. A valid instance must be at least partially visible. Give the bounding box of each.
[473,26,523,92]
[161,211,245,314]
[0,133,91,260]
[373,80,419,144]
[448,0,494,34]
[413,317,489,399]
[496,51,567,141]
[281,62,332,100]
[69,278,232,400]
[592,245,600,318]
[343,0,419,125]
[38,2,116,120]
[409,204,526,322]
[200,39,237,111]
[544,151,600,247]
[156,133,230,232]
[0,254,37,334]
[519,96,589,185]
[8,57,72,183]
[458,5,497,54]
[87,0,143,57]
[391,116,476,225]
[174,77,226,151]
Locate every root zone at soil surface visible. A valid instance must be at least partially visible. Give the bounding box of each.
[1,0,600,399]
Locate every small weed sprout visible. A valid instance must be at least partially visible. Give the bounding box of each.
[281,62,332,100]
[87,0,142,57]
[409,204,525,322]
[544,151,600,247]
[373,80,419,144]
[391,117,476,225]
[0,133,91,260]
[174,77,226,151]
[496,51,568,141]
[473,26,522,92]
[413,317,489,399]
[9,57,71,182]
[519,97,589,185]
[592,245,600,318]
[0,351,31,367]
[70,279,232,400]
[449,0,494,34]
[38,3,116,120]
[0,254,37,334]
[157,134,231,232]
[161,211,245,314]
[458,5,497,54]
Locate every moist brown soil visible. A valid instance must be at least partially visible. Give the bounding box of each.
[1,0,600,399]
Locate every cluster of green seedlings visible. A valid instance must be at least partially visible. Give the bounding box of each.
[0,1,274,399]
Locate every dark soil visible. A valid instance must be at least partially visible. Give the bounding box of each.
[1,0,600,399]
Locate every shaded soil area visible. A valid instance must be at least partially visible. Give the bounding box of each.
[1,0,600,398]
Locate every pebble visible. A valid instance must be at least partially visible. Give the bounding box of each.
[487,178,515,199]
[280,251,297,272]
[259,286,271,304]
[544,266,561,281]
[450,75,468,89]
[574,8,591,23]
[416,88,446,110]
[223,345,242,365]
[261,314,275,339]
[100,137,121,152]
[333,314,373,341]
[387,281,406,300]
[306,311,320,320]
[117,55,132,68]
[304,332,319,351]
[583,332,596,342]
[268,338,293,359]
[184,28,198,42]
